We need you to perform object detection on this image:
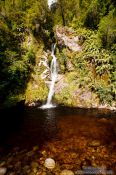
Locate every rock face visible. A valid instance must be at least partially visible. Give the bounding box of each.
[55,75,68,93]
[38,52,50,80]
[56,26,82,52]
[44,158,55,169]
[55,75,100,108]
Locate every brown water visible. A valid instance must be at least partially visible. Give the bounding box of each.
[0,106,116,174]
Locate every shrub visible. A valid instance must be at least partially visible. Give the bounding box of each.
[98,9,116,48]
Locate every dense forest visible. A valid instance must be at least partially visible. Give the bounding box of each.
[0,0,51,107]
[0,0,116,108]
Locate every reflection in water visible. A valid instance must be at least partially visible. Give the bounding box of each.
[40,44,58,109]
[43,109,58,139]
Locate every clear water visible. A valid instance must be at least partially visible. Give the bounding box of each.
[0,106,116,173]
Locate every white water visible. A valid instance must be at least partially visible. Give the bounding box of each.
[48,0,57,8]
[41,44,58,109]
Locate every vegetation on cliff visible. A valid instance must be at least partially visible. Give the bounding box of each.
[0,0,52,107]
[52,0,116,108]
[0,0,116,108]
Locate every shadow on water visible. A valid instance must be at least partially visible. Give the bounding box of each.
[0,105,116,155]
[0,104,116,173]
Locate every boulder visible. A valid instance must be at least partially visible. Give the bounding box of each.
[44,158,55,169]
[0,168,7,175]
[56,26,82,52]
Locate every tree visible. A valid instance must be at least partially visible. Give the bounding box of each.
[59,0,65,26]
[98,9,116,48]
[0,0,50,107]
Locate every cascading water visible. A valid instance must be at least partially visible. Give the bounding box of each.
[41,44,58,109]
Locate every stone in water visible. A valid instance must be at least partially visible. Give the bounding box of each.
[89,140,100,147]
[44,158,55,169]
[0,168,7,175]
[60,170,74,175]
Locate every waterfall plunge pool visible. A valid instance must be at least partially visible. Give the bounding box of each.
[0,106,116,174]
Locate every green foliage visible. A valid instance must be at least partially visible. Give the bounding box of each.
[78,30,114,76]
[78,29,116,104]
[25,79,48,103]
[4,94,25,107]
[25,1,47,29]
[53,0,115,31]
[0,0,53,107]
[56,48,67,73]
[57,27,116,105]
[93,80,113,104]
[0,0,115,107]
[98,9,116,48]
[23,48,35,65]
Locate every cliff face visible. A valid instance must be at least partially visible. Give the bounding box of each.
[53,26,99,108]
[25,26,116,110]
[54,26,116,110]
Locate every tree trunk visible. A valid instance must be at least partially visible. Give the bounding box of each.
[59,0,65,26]
[12,0,15,6]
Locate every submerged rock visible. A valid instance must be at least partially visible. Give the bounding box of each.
[88,140,101,147]
[60,170,74,175]
[0,168,7,175]
[44,158,55,169]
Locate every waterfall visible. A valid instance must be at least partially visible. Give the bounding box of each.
[41,44,58,109]
[48,0,57,8]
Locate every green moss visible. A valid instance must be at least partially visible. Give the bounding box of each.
[3,94,25,108]
[25,79,48,103]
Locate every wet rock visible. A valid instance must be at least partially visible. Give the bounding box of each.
[41,172,46,175]
[66,60,74,71]
[33,146,39,151]
[36,169,43,174]
[44,158,55,169]
[7,157,13,164]
[55,75,68,93]
[89,140,101,147]
[15,161,21,168]
[23,165,30,171]
[33,168,38,173]
[23,165,31,174]
[12,147,20,152]
[0,162,5,167]
[9,172,15,175]
[80,91,92,101]
[99,118,108,123]
[0,168,7,175]
[31,162,39,168]
[60,170,74,175]
[42,150,47,157]
[26,151,34,157]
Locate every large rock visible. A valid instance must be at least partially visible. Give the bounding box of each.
[44,158,55,169]
[56,26,82,52]
[88,140,101,147]
[55,75,68,93]
[0,168,7,175]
